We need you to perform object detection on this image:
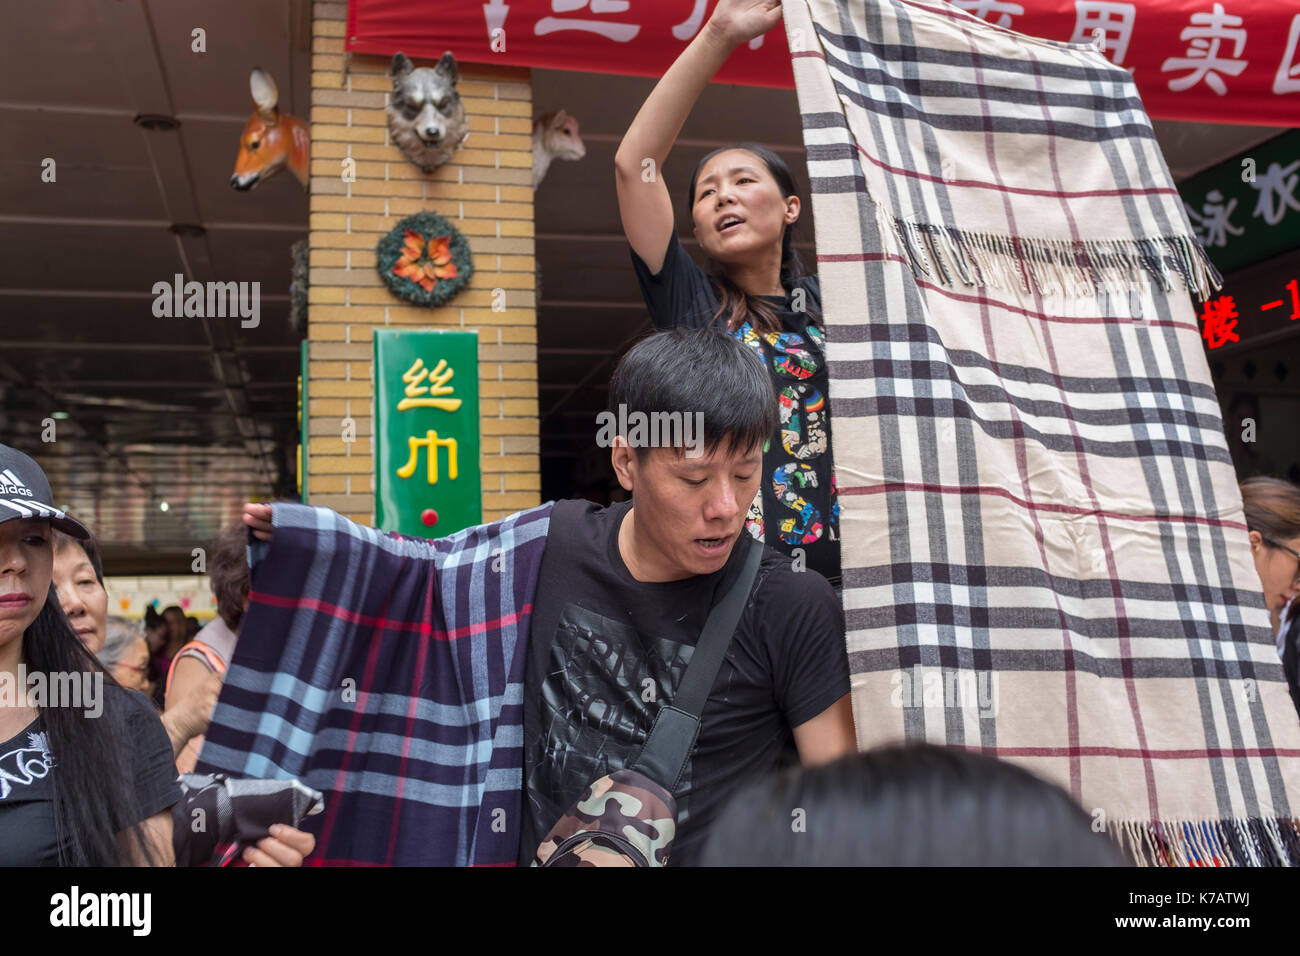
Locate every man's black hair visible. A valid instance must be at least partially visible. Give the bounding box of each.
[607,327,777,460]
[699,744,1130,866]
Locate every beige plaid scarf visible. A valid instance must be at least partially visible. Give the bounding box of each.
[787,0,1300,865]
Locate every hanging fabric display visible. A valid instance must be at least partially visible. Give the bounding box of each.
[787,0,1300,865]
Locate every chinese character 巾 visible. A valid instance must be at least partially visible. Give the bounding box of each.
[1161,3,1248,95]
[398,357,462,413]
[1069,2,1136,64]
[536,0,639,43]
[397,430,459,485]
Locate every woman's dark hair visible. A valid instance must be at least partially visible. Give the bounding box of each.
[208,523,251,632]
[1241,477,1300,543]
[686,142,814,336]
[24,586,162,865]
[698,744,1130,866]
[609,327,778,461]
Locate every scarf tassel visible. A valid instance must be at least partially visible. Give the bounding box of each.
[874,210,1224,304]
[1109,815,1300,867]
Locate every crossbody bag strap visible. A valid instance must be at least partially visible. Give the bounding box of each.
[630,535,763,792]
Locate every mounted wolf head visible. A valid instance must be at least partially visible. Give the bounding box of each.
[387,52,469,174]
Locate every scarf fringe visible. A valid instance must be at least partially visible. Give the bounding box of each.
[874,206,1224,303]
[1108,816,1300,866]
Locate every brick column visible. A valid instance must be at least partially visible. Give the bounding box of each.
[306,1,540,524]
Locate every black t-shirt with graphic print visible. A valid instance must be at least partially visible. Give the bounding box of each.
[0,685,181,865]
[519,499,850,866]
[630,230,841,583]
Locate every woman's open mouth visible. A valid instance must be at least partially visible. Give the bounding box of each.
[717,215,745,235]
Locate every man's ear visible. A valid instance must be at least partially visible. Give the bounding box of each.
[610,437,636,493]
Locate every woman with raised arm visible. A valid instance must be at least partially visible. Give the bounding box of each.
[615,0,841,586]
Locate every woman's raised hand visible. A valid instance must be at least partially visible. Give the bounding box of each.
[708,0,783,47]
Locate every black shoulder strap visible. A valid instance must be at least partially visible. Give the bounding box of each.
[630,535,764,792]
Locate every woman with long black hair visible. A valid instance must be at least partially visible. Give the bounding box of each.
[1,445,316,866]
[615,0,840,585]
[0,446,177,865]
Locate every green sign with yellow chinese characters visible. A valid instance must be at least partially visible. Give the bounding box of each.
[1179,129,1300,276]
[373,329,481,538]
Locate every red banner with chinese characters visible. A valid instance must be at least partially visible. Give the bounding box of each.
[345,0,1300,126]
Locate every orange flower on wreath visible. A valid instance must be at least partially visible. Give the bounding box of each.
[391,230,459,292]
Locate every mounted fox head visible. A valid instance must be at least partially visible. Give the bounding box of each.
[231,68,309,191]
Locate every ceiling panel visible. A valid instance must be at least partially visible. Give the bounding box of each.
[151,0,310,118]
[0,295,214,345]
[0,1,129,110]
[0,220,183,291]
[204,224,305,291]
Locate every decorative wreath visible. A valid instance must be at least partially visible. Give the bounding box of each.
[376,211,473,307]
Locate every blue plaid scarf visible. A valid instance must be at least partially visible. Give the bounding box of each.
[196,502,552,866]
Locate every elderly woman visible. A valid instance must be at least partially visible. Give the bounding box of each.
[51,529,212,752]
[98,617,153,695]
[49,524,107,656]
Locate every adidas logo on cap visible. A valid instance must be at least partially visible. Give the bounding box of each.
[0,469,34,498]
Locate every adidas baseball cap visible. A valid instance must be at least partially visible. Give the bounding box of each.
[0,443,89,540]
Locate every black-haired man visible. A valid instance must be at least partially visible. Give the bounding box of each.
[519,327,855,865]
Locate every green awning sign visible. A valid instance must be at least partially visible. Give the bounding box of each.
[373,329,481,538]
[1179,129,1300,276]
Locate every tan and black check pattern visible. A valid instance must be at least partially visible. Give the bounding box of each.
[786,0,1300,865]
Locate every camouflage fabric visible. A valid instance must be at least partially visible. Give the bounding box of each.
[534,769,678,867]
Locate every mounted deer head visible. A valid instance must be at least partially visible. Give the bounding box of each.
[231,68,309,191]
